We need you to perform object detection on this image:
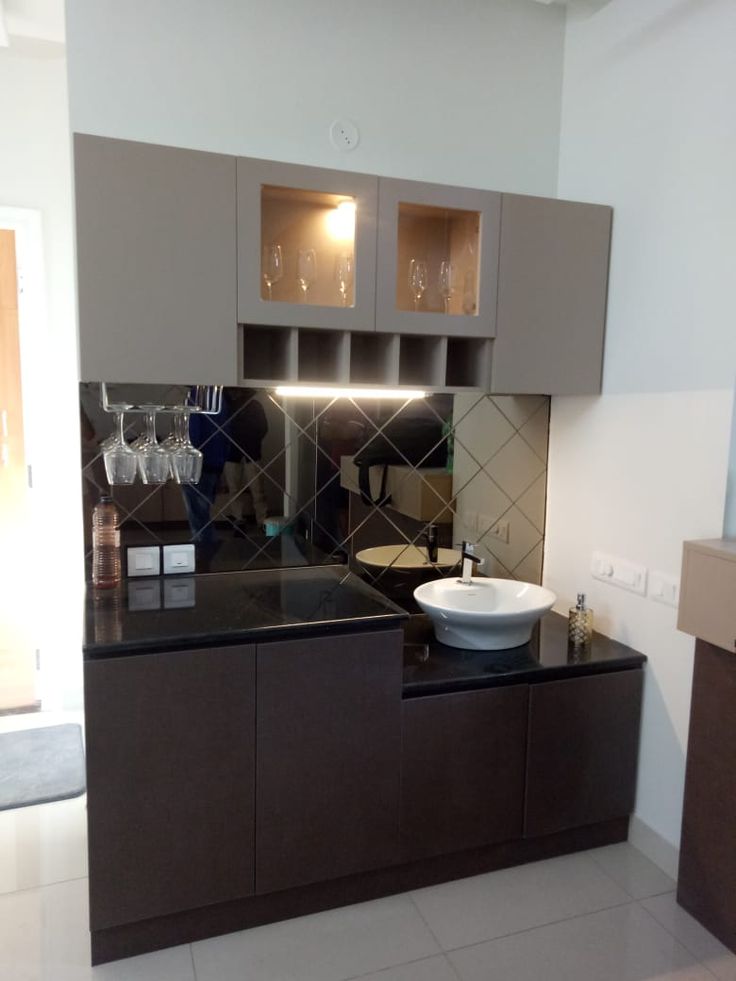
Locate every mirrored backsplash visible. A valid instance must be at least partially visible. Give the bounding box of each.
[80,384,549,608]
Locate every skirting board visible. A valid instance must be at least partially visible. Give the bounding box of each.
[629,814,680,881]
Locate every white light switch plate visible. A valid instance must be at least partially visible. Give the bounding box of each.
[591,550,647,596]
[127,546,160,577]
[163,543,196,575]
[649,570,680,607]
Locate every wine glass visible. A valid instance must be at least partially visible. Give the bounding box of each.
[297,248,317,298]
[262,243,283,301]
[438,260,455,314]
[408,258,428,312]
[102,406,138,485]
[136,407,170,484]
[335,253,354,307]
[171,407,203,484]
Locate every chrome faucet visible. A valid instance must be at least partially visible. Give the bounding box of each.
[458,541,481,585]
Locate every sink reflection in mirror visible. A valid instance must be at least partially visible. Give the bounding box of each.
[80,384,549,604]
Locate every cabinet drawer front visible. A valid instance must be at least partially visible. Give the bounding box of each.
[401,685,528,861]
[85,645,256,930]
[256,630,403,894]
[524,669,643,838]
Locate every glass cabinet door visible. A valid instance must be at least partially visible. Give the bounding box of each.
[237,158,378,331]
[375,178,501,338]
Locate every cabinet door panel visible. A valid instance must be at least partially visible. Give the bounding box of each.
[401,685,528,861]
[237,158,378,331]
[376,177,501,339]
[678,640,736,950]
[524,670,642,838]
[74,134,237,385]
[256,631,402,894]
[492,194,611,395]
[85,645,255,929]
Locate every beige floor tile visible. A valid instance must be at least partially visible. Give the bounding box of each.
[192,893,440,981]
[449,902,715,981]
[410,852,630,950]
[587,841,676,899]
[642,892,736,981]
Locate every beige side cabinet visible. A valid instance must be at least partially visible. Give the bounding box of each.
[74,133,612,394]
[678,539,736,653]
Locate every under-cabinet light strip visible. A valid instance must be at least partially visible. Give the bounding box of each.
[274,386,426,400]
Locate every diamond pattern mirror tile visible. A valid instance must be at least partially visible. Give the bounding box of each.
[80,384,549,601]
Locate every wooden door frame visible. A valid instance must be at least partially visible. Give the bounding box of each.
[0,207,47,707]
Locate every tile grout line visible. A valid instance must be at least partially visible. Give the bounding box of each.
[425,894,638,958]
[189,942,198,981]
[340,950,458,981]
[634,900,722,980]
[0,873,88,900]
[584,846,676,904]
[407,892,464,981]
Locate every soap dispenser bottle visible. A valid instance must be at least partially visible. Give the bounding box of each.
[568,593,593,657]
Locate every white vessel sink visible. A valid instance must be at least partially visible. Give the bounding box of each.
[356,544,460,573]
[414,577,556,650]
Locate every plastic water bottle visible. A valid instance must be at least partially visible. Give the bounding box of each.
[92,496,121,588]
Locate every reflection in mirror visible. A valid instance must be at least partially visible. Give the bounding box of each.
[79,384,549,608]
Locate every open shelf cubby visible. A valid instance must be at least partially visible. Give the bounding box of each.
[241,325,296,382]
[398,335,446,388]
[445,337,492,389]
[349,333,399,386]
[297,329,349,383]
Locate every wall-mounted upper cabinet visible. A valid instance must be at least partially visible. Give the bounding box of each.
[491,194,612,395]
[375,178,501,339]
[74,134,237,386]
[237,158,378,332]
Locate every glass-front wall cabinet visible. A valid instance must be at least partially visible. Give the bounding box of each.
[237,159,378,331]
[376,178,501,338]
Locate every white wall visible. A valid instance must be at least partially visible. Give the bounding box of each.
[0,40,84,708]
[547,0,736,860]
[65,0,565,195]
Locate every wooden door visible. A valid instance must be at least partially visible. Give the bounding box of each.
[74,134,237,385]
[0,229,35,712]
[492,194,612,395]
[401,685,528,861]
[255,630,403,894]
[85,645,256,929]
[524,670,643,837]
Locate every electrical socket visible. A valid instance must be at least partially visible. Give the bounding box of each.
[329,118,360,151]
[649,571,680,607]
[487,518,510,544]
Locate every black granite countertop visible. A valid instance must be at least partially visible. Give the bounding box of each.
[84,566,408,658]
[402,612,646,696]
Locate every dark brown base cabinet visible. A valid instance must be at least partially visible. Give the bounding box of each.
[677,640,736,953]
[84,634,643,965]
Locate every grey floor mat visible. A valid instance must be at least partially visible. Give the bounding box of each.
[0,724,86,811]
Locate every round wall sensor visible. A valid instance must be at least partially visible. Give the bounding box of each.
[329,119,360,152]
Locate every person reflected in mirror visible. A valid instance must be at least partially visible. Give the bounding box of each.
[181,389,230,547]
[224,389,269,530]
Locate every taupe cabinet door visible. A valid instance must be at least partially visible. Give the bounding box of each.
[237,158,378,331]
[492,194,612,395]
[85,645,256,930]
[255,630,403,894]
[74,134,237,385]
[376,177,501,338]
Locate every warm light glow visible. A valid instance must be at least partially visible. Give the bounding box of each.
[325,199,356,241]
[275,385,426,400]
